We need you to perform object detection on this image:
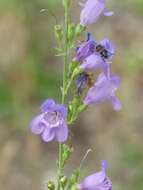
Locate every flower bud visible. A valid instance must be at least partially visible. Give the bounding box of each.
[68,23,76,42]
[60,176,67,188]
[75,25,86,36]
[54,25,63,41]
[47,181,55,190]
[73,67,82,77]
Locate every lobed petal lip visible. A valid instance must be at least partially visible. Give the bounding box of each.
[40,99,56,113]
[75,40,95,62]
[30,114,45,135]
[110,95,122,111]
[41,127,55,142]
[55,123,68,143]
[55,104,68,119]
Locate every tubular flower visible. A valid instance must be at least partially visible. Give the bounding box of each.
[80,0,114,26]
[84,73,122,111]
[79,160,112,190]
[29,99,68,142]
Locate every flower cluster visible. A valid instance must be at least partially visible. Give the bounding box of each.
[29,1,121,190]
[75,33,121,111]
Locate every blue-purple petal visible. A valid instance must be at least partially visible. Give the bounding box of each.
[55,104,68,118]
[84,73,121,111]
[75,40,95,62]
[103,11,114,17]
[30,114,45,135]
[41,127,55,142]
[80,54,110,78]
[80,54,103,70]
[79,160,112,190]
[80,171,106,190]
[55,123,68,143]
[80,0,105,26]
[110,95,122,111]
[101,160,107,172]
[40,99,56,112]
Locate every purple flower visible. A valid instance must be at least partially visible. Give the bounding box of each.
[29,99,68,142]
[79,160,112,190]
[74,33,95,62]
[84,73,122,111]
[80,0,114,26]
[78,38,115,77]
[79,54,110,78]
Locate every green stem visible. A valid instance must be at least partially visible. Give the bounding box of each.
[62,3,69,104]
[58,2,70,190]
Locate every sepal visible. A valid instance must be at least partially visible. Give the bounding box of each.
[61,144,73,168]
[75,25,86,36]
[54,25,63,41]
[47,181,55,190]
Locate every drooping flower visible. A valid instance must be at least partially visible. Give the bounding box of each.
[29,99,68,142]
[74,33,95,62]
[84,73,122,111]
[80,0,114,26]
[79,160,112,190]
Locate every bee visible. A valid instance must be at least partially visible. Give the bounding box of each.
[95,44,110,59]
[87,73,95,88]
[76,72,95,95]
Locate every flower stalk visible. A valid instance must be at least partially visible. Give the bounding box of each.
[29,1,121,190]
[58,0,71,188]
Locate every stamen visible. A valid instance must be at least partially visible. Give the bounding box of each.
[80,149,92,169]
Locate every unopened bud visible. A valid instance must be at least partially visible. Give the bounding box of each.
[60,176,67,188]
[47,181,55,190]
[68,23,76,42]
[54,25,63,41]
[73,67,82,77]
[75,25,86,36]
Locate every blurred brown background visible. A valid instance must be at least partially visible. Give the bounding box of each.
[0,0,143,189]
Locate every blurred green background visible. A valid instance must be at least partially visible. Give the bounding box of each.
[0,0,143,189]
